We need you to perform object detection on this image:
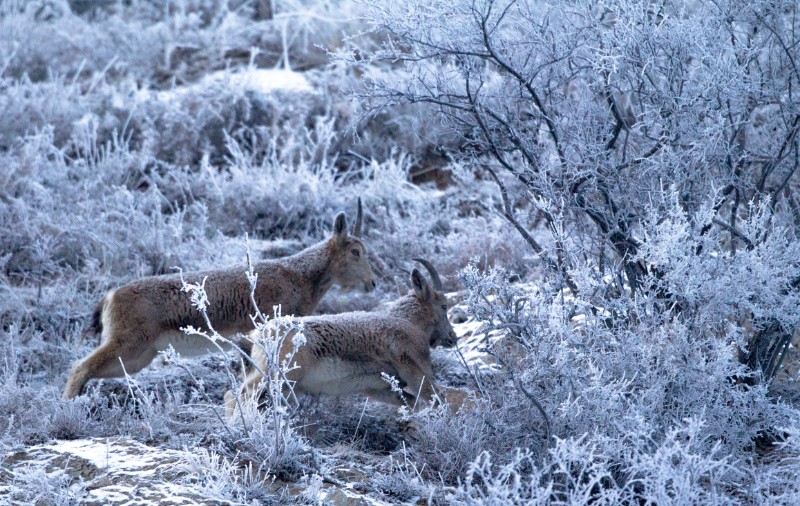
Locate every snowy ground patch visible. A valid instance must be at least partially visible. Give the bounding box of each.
[155,67,315,103]
[1,437,221,505]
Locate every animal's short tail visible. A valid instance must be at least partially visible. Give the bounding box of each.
[79,297,105,343]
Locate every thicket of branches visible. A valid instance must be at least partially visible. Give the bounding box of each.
[343,0,800,502]
[354,1,800,366]
[348,0,800,382]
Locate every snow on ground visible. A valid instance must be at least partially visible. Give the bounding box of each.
[1,437,219,505]
[446,283,568,373]
[450,316,503,373]
[1,437,398,505]
[155,67,315,103]
[52,438,183,477]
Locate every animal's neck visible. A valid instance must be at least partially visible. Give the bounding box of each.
[387,296,430,332]
[282,240,335,308]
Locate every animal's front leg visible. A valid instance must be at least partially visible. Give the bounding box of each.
[227,365,267,418]
[364,386,414,407]
[394,357,438,410]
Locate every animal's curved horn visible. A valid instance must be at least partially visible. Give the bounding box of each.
[413,258,443,291]
[352,197,363,237]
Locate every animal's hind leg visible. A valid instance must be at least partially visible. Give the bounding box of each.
[224,389,238,418]
[63,339,157,399]
[230,366,269,413]
[233,337,255,380]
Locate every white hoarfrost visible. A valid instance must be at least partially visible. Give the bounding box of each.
[0,437,403,505]
[451,316,504,372]
[75,67,316,137]
[53,438,181,475]
[156,68,315,103]
[2,437,231,505]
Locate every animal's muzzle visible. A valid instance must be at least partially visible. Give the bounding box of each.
[445,330,459,348]
[364,279,377,292]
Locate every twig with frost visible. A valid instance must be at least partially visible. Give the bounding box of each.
[178,268,269,437]
[160,345,234,439]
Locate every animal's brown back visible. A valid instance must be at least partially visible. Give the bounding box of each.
[108,261,316,340]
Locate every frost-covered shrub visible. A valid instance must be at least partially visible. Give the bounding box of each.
[176,273,318,483]
[229,316,319,481]
[402,403,493,485]
[0,374,61,447]
[445,229,798,501]
[0,115,226,284]
[133,69,320,166]
[0,0,271,84]
[748,423,800,503]
[0,78,111,149]
[0,344,107,446]
[225,399,318,482]
[619,419,740,505]
[404,392,545,486]
[345,0,800,499]
[0,0,118,82]
[372,447,439,503]
[307,63,464,170]
[6,465,85,506]
[178,446,282,504]
[351,0,800,371]
[636,196,800,382]
[454,421,741,505]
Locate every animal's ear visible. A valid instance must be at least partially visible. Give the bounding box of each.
[411,268,431,300]
[332,212,347,241]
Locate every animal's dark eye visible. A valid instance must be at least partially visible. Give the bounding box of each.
[441,304,448,311]
[351,248,360,258]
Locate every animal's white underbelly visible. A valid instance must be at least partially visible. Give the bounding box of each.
[153,331,236,357]
[296,358,388,396]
